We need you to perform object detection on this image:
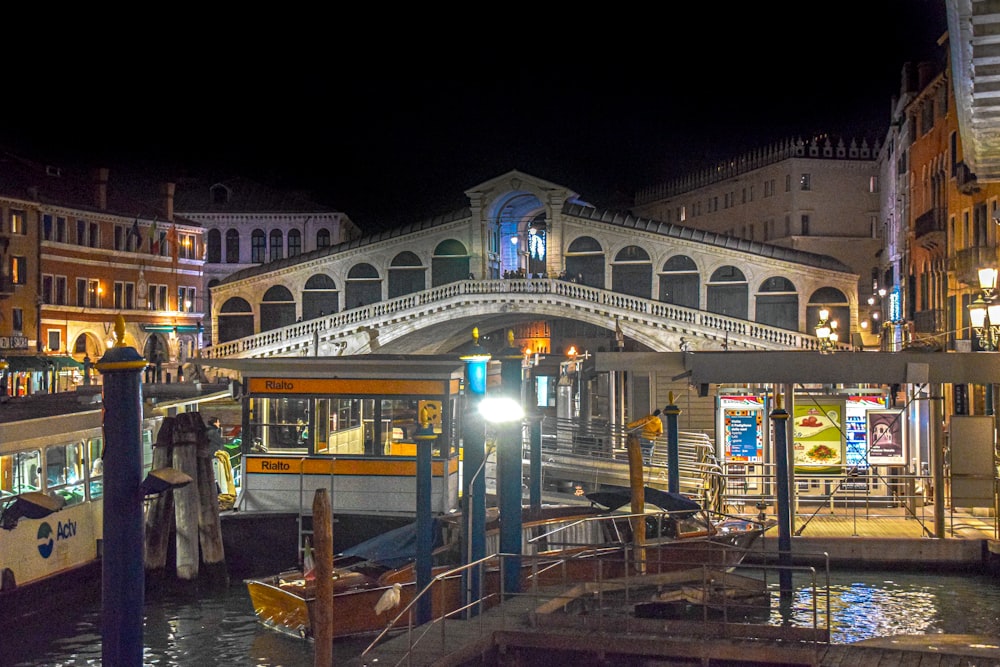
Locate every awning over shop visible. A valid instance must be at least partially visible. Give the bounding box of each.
[2,355,85,372]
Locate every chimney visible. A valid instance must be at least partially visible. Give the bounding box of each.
[161,182,175,222]
[94,168,109,210]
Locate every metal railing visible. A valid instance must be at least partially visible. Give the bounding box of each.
[359,510,829,666]
[536,416,725,509]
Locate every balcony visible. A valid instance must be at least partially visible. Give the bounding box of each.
[950,246,1000,287]
[913,210,945,250]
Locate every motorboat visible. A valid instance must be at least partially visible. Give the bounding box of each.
[244,489,772,640]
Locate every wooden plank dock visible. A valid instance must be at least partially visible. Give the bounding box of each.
[345,509,1000,666]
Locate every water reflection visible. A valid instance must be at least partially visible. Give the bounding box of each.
[6,570,1000,665]
[769,570,1000,643]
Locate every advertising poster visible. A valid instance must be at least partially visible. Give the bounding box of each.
[718,395,765,463]
[844,394,887,470]
[867,409,905,465]
[792,398,844,474]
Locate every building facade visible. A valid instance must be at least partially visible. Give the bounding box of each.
[0,151,205,393]
[632,136,882,339]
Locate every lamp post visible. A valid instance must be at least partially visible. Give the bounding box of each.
[479,396,525,598]
[815,308,839,353]
[968,267,1000,351]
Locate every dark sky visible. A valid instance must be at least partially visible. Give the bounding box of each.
[1,1,947,233]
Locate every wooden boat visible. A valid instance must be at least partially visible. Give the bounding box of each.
[244,488,773,640]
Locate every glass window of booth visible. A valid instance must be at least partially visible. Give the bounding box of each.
[247,394,456,458]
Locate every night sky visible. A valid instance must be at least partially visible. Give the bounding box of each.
[1,1,947,233]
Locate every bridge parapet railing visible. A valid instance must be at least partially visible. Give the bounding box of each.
[203,279,843,359]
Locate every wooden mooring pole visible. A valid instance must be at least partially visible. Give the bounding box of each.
[313,488,334,666]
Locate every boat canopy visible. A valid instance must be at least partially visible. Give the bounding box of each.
[585,487,700,517]
[338,519,443,569]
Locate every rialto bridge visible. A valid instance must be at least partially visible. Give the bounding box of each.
[202,170,859,361]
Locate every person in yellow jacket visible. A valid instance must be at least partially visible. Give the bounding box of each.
[627,408,663,463]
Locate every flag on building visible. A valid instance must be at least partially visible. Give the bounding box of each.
[149,219,159,254]
[167,224,179,265]
[128,218,141,248]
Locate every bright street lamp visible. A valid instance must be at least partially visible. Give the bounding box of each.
[815,308,839,352]
[968,267,1000,351]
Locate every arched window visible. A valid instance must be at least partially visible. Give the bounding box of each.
[269,229,284,261]
[611,245,651,298]
[389,251,426,298]
[659,255,699,308]
[345,263,382,307]
[260,285,296,331]
[431,239,469,287]
[565,236,605,288]
[303,274,338,319]
[316,229,331,248]
[225,229,240,263]
[206,229,221,263]
[756,277,798,331]
[218,297,254,343]
[808,287,850,335]
[706,265,748,319]
[288,229,302,258]
[251,230,266,263]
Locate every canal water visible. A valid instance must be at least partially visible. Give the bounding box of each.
[6,569,1000,666]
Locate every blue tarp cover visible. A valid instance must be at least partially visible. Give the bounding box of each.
[339,519,442,569]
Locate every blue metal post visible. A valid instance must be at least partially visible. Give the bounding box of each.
[770,398,794,596]
[529,417,542,512]
[414,422,436,625]
[663,393,681,494]
[459,328,490,614]
[97,316,148,666]
[498,332,523,597]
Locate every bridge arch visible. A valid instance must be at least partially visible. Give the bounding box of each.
[659,255,700,308]
[219,296,254,342]
[611,245,652,298]
[707,265,748,318]
[389,251,425,298]
[431,240,469,286]
[261,285,296,331]
[346,263,382,307]
[303,273,339,320]
[565,235,605,287]
[755,276,799,331]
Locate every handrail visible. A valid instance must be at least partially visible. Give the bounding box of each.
[204,279,840,360]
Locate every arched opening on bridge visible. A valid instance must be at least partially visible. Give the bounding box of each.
[261,285,296,332]
[303,273,339,320]
[659,255,700,308]
[756,276,799,331]
[707,265,748,318]
[430,240,470,286]
[612,245,652,298]
[565,236,605,288]
[346,262,382,307]
[808,287,851,335]
[389,251,426,298]
[218,297,254,343]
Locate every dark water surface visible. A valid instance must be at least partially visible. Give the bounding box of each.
[5,569,1000,666]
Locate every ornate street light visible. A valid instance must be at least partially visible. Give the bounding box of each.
[815,308,839,352]
[968,267,1000,351]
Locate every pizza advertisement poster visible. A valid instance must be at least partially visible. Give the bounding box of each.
[792,398,845,473]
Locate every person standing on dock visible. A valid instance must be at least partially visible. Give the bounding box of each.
[627,409,662,463]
